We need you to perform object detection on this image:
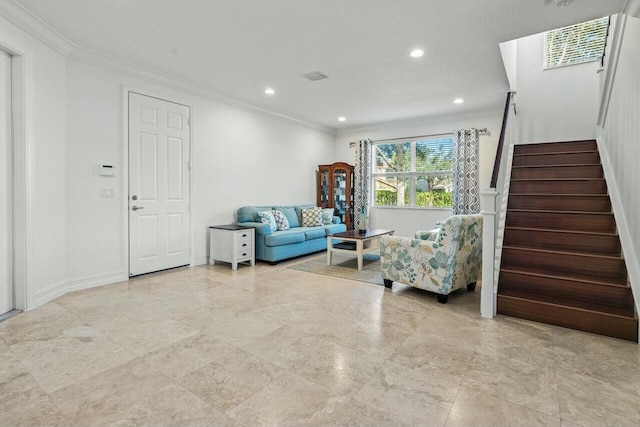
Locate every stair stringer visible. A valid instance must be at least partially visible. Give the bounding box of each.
[596,136,640,320]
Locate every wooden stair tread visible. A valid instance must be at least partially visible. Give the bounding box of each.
[499,267,629,288]
[510,178,605,182]
[502,245,623,261]
[505,226,618,237]
[514,150,598,157]
[507,209,613,216]
[498,290,636,319]
[512,163,601,169]
[509,193,609,197]
[514,140,595,146]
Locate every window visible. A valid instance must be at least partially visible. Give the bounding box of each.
[372,136,453,208]
[544,16,609,69]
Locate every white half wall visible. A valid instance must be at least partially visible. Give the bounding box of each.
[65,60,336,286]
[515,32,600,144]
[0,14,67,307]
[333,112,502,238]
[598,16,640,312]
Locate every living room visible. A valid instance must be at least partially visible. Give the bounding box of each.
[1,0,639,426]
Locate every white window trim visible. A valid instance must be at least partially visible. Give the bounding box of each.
[371,136,454,210]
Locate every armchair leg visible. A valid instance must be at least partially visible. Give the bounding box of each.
[437,294,449,304]
[383,279,393,289]
[467,282,477,292]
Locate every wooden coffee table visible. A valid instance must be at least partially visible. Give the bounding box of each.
[327,229,394,271]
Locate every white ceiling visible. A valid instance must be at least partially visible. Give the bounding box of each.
[15,0,625,130]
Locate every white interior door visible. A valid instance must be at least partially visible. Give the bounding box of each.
[0,50,13,315]
[128,92,191,276]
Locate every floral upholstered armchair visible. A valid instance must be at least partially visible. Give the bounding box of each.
[380,214,483,303]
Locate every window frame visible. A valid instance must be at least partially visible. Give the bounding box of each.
[371,136,454,210]
[543,16,609,70]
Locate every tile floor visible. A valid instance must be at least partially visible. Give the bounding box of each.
[0,260,638,426]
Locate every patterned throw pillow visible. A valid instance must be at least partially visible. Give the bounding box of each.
[321,208,334,225]
[257,211,277,232]
[272,210,290,231]
[301,208,323,227]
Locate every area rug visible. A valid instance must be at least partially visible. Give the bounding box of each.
[288,252,384,286]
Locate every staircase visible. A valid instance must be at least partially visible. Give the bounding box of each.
[497,140,638,342]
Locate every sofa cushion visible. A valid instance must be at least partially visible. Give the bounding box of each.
[301,226,326,240]
[321,208,334,225]
[294,205,317,225]
[264,229,306,247]
[272,210,290,231]
[273,206,299,228]
[301,208,323,227]
[257,211,277,232]
[324,223,347,235]
[237,206,272,223]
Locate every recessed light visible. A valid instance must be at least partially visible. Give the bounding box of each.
[264,88,275,95]
[409,49,424,58]
[454,98,464,104]
[338,117,346,122]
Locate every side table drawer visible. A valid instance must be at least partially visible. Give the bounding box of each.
[237,249,252,261]
[237,241,252,259]
[237,239,252,251]
[237,230,252,242]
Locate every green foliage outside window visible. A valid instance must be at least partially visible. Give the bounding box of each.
[375,190,452,208]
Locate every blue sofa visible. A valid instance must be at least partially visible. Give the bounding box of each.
[234,205,347,263]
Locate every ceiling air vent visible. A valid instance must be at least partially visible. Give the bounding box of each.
[303,71,329,82]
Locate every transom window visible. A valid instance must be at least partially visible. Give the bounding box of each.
[372,136,453,208]
[544,16,609,69]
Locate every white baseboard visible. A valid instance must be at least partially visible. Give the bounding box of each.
[596,136,640,315]
[193,256,208,266]
[34,270,128,307]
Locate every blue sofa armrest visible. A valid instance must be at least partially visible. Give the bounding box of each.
[234,221,273,236]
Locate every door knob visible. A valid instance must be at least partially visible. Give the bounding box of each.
[131,195,138,200]
[131,206,144,211]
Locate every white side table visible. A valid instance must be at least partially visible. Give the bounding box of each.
[209,225,255,270]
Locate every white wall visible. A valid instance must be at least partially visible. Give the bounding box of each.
[333,112,502,238]
[0,14,67,306]
[515,32,600,144]
[598,16,640,312]
[65,59,336,287]
[499,40,518,91]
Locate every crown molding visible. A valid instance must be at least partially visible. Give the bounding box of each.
[0,0,74,56]
[68,46,334,135]
[335,108,504,138]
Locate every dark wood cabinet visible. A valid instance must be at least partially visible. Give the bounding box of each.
[317,162,355,230]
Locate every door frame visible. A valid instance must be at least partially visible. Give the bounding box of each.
[0,42,30,311]
[122,87,195,277]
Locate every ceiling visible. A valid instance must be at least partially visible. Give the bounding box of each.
[15,0,625,130]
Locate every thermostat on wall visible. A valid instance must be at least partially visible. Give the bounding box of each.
[99,165,115,176]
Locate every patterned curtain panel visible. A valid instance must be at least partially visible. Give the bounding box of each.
[353,139,372,229]
[452,129,480,215]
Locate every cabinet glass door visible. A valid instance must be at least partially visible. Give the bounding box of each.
[319,170,330,208]
[333,169,348,224]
